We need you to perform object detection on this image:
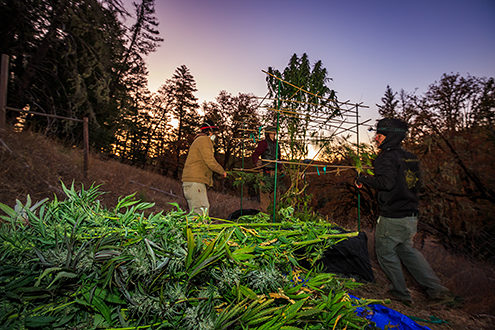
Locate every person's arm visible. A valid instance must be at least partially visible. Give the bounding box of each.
[252,140,267,166]
[357,153,397,191]
[198,137,225,175]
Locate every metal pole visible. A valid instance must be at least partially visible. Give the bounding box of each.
[272,79,281,222]
[240,135,244,216]
[356,104,361,231]
[0,54,9,129]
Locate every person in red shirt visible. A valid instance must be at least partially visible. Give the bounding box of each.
[251,126,279,212]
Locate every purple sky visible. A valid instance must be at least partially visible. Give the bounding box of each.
[127,0,495,141]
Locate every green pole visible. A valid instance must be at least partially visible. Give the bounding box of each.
[272,79,281,222]
[357,193,361,231]
[356,104,361,231]
[240,135,244,216]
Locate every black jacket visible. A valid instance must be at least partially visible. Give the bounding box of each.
[357,135,421,218]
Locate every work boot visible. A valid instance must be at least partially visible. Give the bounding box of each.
[428,290,461,307]
[387,289,413,306]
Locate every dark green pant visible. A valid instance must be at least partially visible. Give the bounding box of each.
[375,216,448,300]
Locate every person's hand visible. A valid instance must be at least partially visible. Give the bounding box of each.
[354,179,363,189]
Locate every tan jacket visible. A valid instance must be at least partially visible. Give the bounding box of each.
[181,134,225,186]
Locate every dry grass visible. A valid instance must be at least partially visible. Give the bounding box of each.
[0,127,258,219]
[352,229,495,329]
[419,237,495,316]
[1,127,494,328]
[86,154,259,218]
[0,129,80,204]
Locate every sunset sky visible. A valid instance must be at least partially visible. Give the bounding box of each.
[126,0,495,140]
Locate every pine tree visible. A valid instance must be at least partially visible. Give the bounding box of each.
[377,85,399,118]
[114,0,163,86]
[157,65,200,177]
[111,0,164,157]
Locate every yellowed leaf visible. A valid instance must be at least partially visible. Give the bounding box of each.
[332,314,343,330]
[260,238,277,246]
[239,226,259,236]
[268,290,295,304]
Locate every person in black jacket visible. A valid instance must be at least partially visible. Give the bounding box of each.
[357,118,453,305]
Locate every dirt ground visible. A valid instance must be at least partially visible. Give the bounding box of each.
[1,128,494,329]
[349,229,495,329]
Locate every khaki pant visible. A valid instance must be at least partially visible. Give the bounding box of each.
[375,216,448,300]
[182,182,209,216]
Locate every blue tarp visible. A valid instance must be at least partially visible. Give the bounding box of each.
[350,295,430,330]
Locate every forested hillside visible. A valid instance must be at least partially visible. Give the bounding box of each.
[1,127,495,329]
[0,128,257,219]
[1,0,494,261]
[1,1,495,328]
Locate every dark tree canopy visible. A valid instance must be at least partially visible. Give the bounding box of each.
[203,91,261,169]
[0,0,162,152]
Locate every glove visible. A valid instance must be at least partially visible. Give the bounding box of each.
[355,174,364,189]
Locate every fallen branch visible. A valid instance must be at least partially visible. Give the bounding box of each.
[0,138,12,153]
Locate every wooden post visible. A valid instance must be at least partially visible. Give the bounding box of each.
[0,54,9,129]
[83,117,89,178]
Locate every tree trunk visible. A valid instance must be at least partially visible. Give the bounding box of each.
[174,109,183,179]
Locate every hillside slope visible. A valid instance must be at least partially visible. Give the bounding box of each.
[1,128,494,329]
[0,128,257,219]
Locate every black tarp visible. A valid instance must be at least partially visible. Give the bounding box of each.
[227,209,260,221]
[227,210,374,282]
[318,230,374,282]
[295,229,374,282]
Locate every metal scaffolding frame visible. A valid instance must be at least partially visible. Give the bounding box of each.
[237,70,371,230]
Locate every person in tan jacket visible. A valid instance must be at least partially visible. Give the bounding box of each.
[181,119,227,215]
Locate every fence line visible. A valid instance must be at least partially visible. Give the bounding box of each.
[5,106,83,122]
[0,54,8,129]
[0,54,89,178]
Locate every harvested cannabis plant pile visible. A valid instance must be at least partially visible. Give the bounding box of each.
[0,183,374,329]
